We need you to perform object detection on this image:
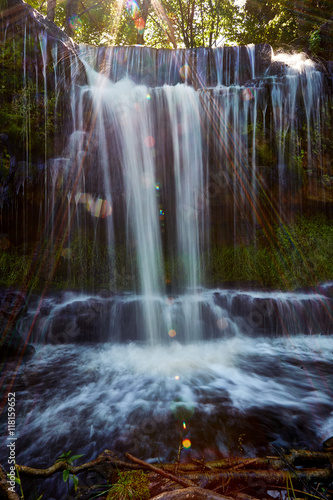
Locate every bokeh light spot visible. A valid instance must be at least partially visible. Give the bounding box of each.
[217,317,228,330]
[69,15,82,32]
[175,375,179,380]
[142,173,154,188]
[126,0,139,19]
[179,65,190,79]
[135,17,145,31]
[242,87,255,101]
[75,192,92,204]
[182,439,191,449]
[87,198,112,218]
[144,136,155,148]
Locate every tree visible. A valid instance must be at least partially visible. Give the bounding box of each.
[64,0,80,37]
[233,0,298,47]
[47,0,56,22]
[145,0,236,48]
[232,0,332,50]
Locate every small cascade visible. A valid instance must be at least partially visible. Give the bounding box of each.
[269,53,324,204]
[23,284,333,344]
[77,43,272,88]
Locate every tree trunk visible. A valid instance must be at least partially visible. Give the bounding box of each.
[136,0,150,45]
[47,0,56,22]
[64,0,80,37]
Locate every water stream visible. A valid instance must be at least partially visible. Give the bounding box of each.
[0,29,332,498]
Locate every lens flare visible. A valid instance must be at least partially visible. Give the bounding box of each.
[168,329,176,337]
[216,317,228,330]
[182,439,191,449]
[144,136,155,148]
[175,375,179,380]
[126,0,139,19]
[183,421,186,429]
[179,65,190,79]
[242,87,255,101]
[69,15,82,32]
[75,192,92,204]
[87,198,112,218]
[135,17,145,31]
[142,173,154,188]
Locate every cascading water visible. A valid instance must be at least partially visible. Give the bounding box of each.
[1,13,333,497]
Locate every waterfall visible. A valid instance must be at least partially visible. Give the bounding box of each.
[1,24,331,340]
[1,21,332,496]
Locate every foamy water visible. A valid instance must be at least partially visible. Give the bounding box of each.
[2,336,332,467]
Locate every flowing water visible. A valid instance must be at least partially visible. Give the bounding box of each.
[1,303,333,498]
[1,20,333,498]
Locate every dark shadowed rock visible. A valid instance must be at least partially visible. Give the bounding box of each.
[0,290,35,361]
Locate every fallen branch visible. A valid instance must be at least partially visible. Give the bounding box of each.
[272,446,330,500]
[160,457,284,472]
[229,459,260,471]
[125,452,197,488]
[16,450,139,478]
[286,450,333,467]
[176,468,333,490]
[150,486,234,499]
[161,451,332,473]
[12,448,333,500]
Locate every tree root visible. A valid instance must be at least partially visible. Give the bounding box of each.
[3,448,332,500]
[150,486,234,499]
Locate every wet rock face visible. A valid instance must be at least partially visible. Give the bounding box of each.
[20,287,333,345]
[319,18,333,61]
[0,0,86,209]
[80,43,273,88]
[0,290,35,360]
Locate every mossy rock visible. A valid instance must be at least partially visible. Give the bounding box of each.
[107,470,150,500]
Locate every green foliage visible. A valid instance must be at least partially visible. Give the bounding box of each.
[56,450,83,495]
[56,450,84,465]
[107,470,150,500]
[273,215,333,289]
[144,0,237,48]
[0,216,332,292]
[0,32,61,164]
[231,0,298,47]
[203,215,333,290]
[309,29,321,54]
[204,244,284,288]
